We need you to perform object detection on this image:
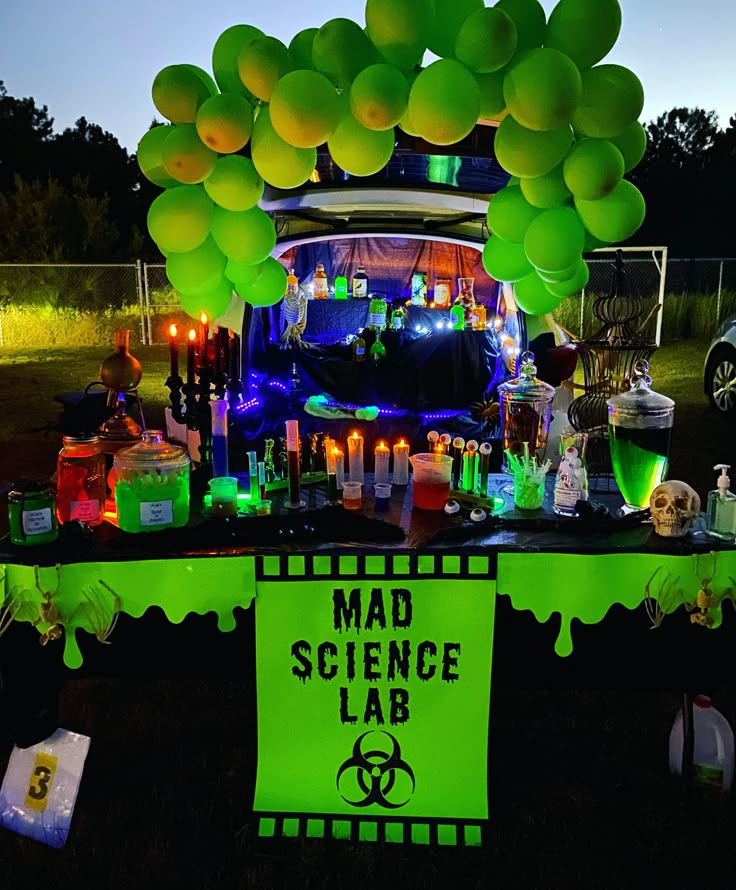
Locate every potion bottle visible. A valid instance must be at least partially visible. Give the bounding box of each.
[553,431,589,516]
[353,265,369,298]
[313,263,329,299]
[369,330,386,365]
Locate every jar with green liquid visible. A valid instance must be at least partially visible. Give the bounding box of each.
[8,478,59,546]
[113,431,190,533]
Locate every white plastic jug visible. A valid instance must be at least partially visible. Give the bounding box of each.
[669,695,735,792]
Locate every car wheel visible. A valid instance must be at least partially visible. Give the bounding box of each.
[707,350,736,413]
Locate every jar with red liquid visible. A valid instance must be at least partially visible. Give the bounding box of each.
[409,453,453,510]
[56,435,106,526]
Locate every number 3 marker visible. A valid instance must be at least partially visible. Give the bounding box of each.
[24,752,58,812]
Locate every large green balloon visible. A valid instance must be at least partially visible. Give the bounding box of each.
[251,107,317,189]
[289,28,319,70]
[455,8,517,74]
[148,186,214,255]
[166,236,227,296]
[575,179,646,243]
[545,0,622,71]
[519,164,571,208]
[610,121,647,173]
[328,113,395,176]
[513,272,561,315]
[584,229,610,252]
[210,205,276,264]
[428,0,484,59]
[152,65,214,124]
[312,18,376,89]
[351,64,409,131]
[494,0,546,52]
[476,72,508,120]
[365,0,432,71]
[487,186,541,242]
[536,261,579,283]
[212,25,265,96]
[226,259,265,288]
[482,236,533,282]
[238,37,294,102]
[494,116,573,178]
[236,257,287,307]
[137,126,178,188]
[408,60,480,146]
[563,138,624,200]
[203,156,264,212]
[544,258,590,298]
[270,70,341,148]
[195,94,253,155]
[524,206,585,273]
[180,279,233,321]
[161,125,217,184]
[572,65,645,140]
[503,48,581,132]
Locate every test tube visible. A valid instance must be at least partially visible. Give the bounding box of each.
[326,440,338,504]
[452,437,465,491]
[463,440,479,493]
[258,461,267,501]
[248,451,258,498]
[285,420,305,509]
[478,442,492,497]
[210,400,229,478]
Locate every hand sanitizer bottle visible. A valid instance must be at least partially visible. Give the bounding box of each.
[707,464,736,540]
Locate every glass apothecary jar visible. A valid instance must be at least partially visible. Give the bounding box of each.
[498,352,555,472]
[8,477,59,546]
[113,431,190,533]
[57,435,106,526]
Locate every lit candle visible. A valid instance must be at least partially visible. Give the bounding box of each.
[348,431,364,483]
[334,447,345,491]
[478,442,492,497]
[186,329,196,386]
[393,439,409,486]
[169,324,179,378]
[374,441,390,485]
[452,437,465,491]
[199,312,209,366]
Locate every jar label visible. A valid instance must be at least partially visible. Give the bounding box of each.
[353,279,368,297]
[140,500,173,527]
[70,499,100,522]
[554,487,582,508]
[369,313,385,327]
[355,346,365,355]
[22,508,53,536]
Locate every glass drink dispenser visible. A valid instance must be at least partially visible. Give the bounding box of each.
[498,352,555,472]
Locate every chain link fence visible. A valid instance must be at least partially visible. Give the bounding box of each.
[0,256,735,347]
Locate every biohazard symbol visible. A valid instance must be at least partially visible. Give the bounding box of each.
[336,730,415,809]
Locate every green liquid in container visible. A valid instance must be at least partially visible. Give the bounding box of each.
[609,425,670,510]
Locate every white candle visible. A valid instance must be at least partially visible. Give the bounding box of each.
[348,431,364,483]
[393,439,410,486]
[374,441,390,485]
[334,448,345,490]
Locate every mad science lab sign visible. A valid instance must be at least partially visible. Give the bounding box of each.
[253,552,496,846]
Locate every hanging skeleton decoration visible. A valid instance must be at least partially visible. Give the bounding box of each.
[649,481,701,538]
[280,283,307,348]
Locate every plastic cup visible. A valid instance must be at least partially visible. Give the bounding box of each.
[255,499,272,516]
[342,481,362,510]
[209,476,239,518]
[513,473,545,510]
[409,453,453,510]
[374,482,392,512]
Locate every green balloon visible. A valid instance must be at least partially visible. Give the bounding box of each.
[456,8,517,74]
[251,106,317,189]
[513,272,561,315]
[494,0,546,52]
[520,164,571,208]
[226,259,265,288]
[575,179,646,243]
[544,259,590,298]
[270,70,342,148]
[487,185,541,242]
[365,0,432,71]
[212,25,265,96]
[503,49,581,132]
[428,0,484,59]
[572,65,645,139]
[152,65,214,124]
[524,206,585,273]
[408,60,480,146]
[610,121,647,173]
[166,236,227,296]
[161,125,217,184]
[312,18,376,89]
[399,105,422,137]
[180,279,234,321]
[494,116,573,178]
[563,138,624,200]
[237,257,287,307]
[545,0,622,71]
[536,261,579,283]
[204,156,264,212]
[351,64,409,131]
[328,113,395,176]
[584,229,609,251]
[195,94,253,155]
[289,28,319,70]
[147,186,214,254]
[210,205,276,264]
[137,125,178,188]
[476,72,508,120]
[482,236,533,282]
[238,36,294,102]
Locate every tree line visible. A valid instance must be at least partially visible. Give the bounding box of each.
[0,80,734,262]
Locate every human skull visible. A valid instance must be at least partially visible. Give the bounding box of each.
[649,481,701,538]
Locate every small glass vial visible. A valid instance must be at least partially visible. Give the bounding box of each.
[57,435,106,526]
[707,464,736,540]
[8,478,59,546]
